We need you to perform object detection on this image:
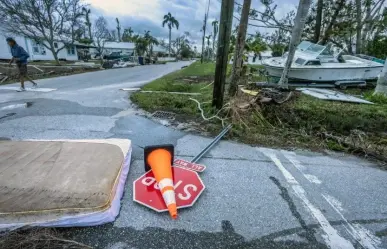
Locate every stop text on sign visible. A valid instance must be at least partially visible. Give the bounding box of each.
[141,176,198,201]
[133,167,205,212]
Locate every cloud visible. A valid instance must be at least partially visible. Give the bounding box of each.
[86,0,296,49]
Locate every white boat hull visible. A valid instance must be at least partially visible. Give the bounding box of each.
[264,65,382,82]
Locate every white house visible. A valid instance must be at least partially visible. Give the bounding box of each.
[0,33,78,61]
[229,50,273,65]
[246,50,273,65]
[89,42,135,57]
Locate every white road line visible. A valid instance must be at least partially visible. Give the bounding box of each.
[261,149,354,249]
[282,151,322,185]
[304,174,322,184]
[323,194,381,249]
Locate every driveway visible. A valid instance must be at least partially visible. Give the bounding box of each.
[0,62,386,249]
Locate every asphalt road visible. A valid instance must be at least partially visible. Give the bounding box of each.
[0,62,386,249]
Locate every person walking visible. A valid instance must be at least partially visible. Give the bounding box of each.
[7,37,38,92]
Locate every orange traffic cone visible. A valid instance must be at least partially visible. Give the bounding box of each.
[146,148,178,219]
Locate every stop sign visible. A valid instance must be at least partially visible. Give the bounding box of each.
[133,167,205,212]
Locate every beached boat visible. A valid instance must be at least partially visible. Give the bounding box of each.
[262,41,384,83]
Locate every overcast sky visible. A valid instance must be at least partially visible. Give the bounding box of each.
[86,0,299,48]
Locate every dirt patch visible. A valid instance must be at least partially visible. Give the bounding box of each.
[177,75,214,84]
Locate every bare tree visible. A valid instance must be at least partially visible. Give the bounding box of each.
[374,58,387,96]
[92,16,110,64]
[82,7,92,40]
[320,0,346,45]
[235,1,294,32]
[278,0,312,88]
[0,0,84,65]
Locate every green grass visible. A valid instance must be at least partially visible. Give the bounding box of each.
[131,61,387,161]
[131,61,215,115]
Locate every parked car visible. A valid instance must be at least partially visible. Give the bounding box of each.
[103,52,122,60]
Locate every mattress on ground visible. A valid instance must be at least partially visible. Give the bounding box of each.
[0,139,132,230]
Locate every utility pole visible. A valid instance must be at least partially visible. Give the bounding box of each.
[201,0,211,64]
[212,0,234,109]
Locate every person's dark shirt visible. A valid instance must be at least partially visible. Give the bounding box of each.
[10,44,30,64]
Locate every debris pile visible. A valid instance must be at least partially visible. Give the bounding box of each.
[0,63,100,84]
[236,85,294,111]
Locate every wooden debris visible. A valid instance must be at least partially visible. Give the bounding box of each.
[241,88,259,96]
[236,102,251,109]
[31,65,44,72]
[200,81,214,90]
[0,76,9,83]
[259,97,272,104]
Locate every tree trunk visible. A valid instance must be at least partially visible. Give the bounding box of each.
[320,0,345,45]
[313,0,323,43]
[228,0,251,96]
[88,25,92,40]
[117,27,121,42]
[51,48,60,65]
[278,0,312,89]
[212,0,234,109]
[212,37,215,60]
[374,58,387,96]
[356,0,362,54]
[169,28,171,57]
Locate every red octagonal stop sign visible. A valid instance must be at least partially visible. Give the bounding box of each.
[133,167,205,212]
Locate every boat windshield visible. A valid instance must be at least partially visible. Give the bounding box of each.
[297,41,327,58]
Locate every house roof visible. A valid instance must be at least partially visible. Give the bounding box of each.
[104,42,135,50]
[73,41,96,48]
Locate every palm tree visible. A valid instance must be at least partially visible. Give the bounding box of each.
[82,7,92,39]
[162,12,179,57]
[212,20,219,59]
[144,31,159,62]
[247,34,267,62]
[122,27,134,42]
